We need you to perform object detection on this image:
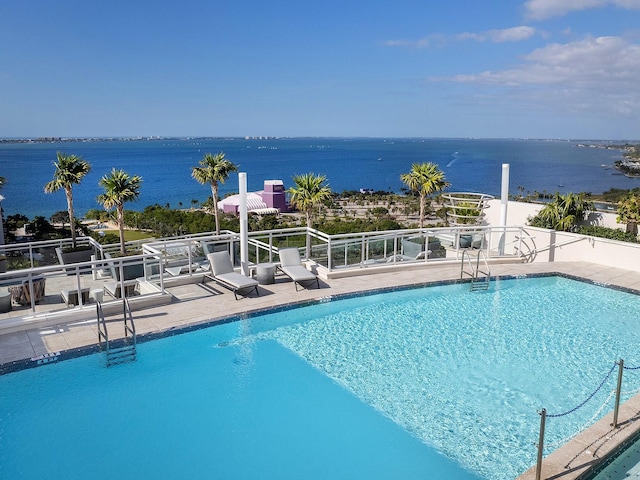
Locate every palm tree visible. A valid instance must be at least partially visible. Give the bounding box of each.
[97,168,142,254]
[288,173,332,258]
[617,193,640,234]
[400,163,450,228]
[528,192,594,232]
[191,152,238,234]
[287,173,332,228]
[44,152,91,248]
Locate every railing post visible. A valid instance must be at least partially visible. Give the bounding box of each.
[536,408,546,480]
[613,359,624,427]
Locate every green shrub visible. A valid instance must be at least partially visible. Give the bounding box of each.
[577,225,640,243]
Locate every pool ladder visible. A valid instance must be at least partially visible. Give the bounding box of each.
[460,250,490,291]
[97,298,137,367]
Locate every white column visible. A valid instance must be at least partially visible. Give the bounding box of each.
[0,195,5,249]
[239,172,249,276]
[499,164,509,255]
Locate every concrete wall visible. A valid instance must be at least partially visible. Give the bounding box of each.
[514,226,640,269]
[484,199,623,230]
[479,199,640,270]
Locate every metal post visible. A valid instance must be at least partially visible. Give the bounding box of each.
[536,408,546,480]
[239,172,249,276]
[499,163,509,255]
[613,359,624,427]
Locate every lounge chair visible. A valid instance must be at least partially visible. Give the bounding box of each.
[278,247,319,291]
[206,252,259,300]
[104,280,138,299]
[387,238,432,263]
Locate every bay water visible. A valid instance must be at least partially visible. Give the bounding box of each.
[0,137,634,219]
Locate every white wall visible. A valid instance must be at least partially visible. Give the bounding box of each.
[484,199,623,230]
[516,226,640,269]
[480,199,640,270]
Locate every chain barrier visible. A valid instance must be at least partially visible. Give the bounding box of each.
[544,389,615,450]
[536,360,640,480]
[546,362,617,418]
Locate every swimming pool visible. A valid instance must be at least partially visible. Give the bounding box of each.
[2,275,640,479]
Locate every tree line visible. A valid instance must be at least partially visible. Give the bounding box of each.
[34,152,453,250]
[3,151,640,251]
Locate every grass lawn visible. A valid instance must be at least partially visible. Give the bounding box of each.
[104,229,155,242]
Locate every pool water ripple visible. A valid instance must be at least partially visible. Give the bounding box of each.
[254,277,640,479]
[4,276,640,480]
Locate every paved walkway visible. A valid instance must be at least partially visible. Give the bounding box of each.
[3,260,640,366]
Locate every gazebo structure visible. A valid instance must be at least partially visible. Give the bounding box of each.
[441,192,495,226]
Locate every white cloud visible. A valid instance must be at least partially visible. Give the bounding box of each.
[386,26,536,48]
[487,26,537,42]
[384,39,413,48]
[524,0,640,20]
[438,36,640,116]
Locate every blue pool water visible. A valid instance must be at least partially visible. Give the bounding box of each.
[3,275,640,479]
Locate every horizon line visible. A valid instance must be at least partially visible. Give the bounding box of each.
[1,136,639,143]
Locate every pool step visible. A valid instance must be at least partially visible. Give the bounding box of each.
[470,278,490,291]
[106,344,137,366]
[97,298,137,368]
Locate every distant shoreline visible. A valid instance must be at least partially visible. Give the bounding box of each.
[2,137,640,145]
[1,137,635,219]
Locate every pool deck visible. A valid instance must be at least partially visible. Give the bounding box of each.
[2,260,640,479]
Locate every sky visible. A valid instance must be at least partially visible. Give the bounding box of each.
[1,0,640,140]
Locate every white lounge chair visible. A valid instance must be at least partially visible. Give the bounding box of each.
[278,247,320,291]
[206,252,259,300]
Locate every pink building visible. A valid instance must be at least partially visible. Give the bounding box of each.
[218,180,289,215]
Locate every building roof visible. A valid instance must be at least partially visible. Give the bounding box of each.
[218,192,271,212]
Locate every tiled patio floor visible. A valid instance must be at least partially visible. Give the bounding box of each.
[2,260,639,366]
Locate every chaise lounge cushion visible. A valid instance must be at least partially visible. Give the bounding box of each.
[278,248,319,291]
[207,252,259,300]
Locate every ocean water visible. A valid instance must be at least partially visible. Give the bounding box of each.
[0,137,634,219]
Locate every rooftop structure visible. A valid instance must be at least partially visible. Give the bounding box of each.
[441,192,495,226]
[218,179,288,215]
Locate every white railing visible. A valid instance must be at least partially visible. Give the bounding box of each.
[0,225,528,322]
[0,252,166,315]
[5,222,640,333]
[120,225,528,277]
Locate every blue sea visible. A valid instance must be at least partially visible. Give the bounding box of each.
[0,137,635,219]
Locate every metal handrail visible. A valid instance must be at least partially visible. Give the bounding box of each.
[97,298,137,367]
[96,301,109,357]
[460,250,475,280]
[476,249,490,279]
[122,297,136,346]
[461,249,490,289]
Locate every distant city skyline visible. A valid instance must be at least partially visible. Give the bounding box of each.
[1,0,640,140]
